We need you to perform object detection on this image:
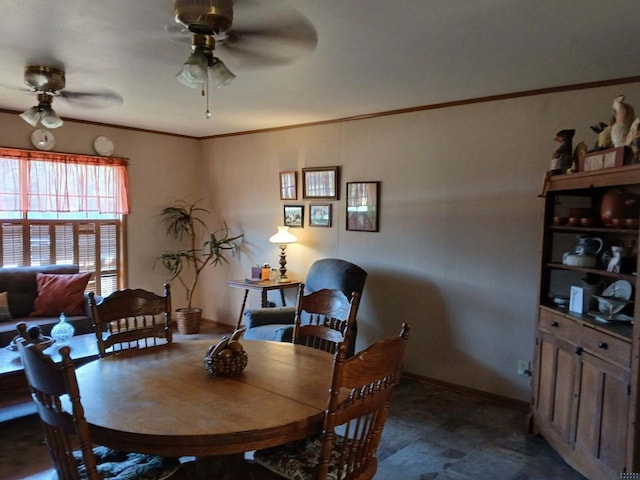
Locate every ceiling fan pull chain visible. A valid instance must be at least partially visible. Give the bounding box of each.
[204,75,212,119]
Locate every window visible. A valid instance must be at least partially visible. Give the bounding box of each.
[0,148,130,296]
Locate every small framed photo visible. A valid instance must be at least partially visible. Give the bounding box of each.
[346,181,379,232]
[284,205,304,228]
[569,286,584,314]
[302,166,339,200]
[279,171,297,200]
[309,204,332,227]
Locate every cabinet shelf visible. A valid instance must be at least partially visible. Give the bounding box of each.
[544,164,640,191]
[549,225,638,235]
[544,262,636,282]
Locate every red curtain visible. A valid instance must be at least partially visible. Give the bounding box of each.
[0,148,130,214]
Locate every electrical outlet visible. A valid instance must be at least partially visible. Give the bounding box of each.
[517,360,531,376]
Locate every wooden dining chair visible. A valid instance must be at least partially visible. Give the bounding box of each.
[292,284,361,357]
[253,323,411,480]
[15,338,186,480]
[88,284,173,357]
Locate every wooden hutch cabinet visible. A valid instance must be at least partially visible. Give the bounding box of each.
[531,165,640,479]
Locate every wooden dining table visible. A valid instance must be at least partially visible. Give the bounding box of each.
[71,339,334,479]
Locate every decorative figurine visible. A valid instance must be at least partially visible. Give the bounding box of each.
[607,245,625,273]
[550,129,575,173]
[571,141,588,173]
[590,120,613,151]
[626,118,640,162]
[611,95,635,147]
[540,129,575,196]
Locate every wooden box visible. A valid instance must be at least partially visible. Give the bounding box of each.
[580,146,626,172]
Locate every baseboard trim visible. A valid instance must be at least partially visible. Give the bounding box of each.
[401,371,529,411]
[201,318,235,328]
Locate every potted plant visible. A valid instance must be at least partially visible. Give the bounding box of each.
[157,199,243,334]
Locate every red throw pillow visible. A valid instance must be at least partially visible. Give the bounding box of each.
[30,272,92,317]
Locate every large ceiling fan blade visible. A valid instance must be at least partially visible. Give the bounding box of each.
[220,40,303,67]
[222,8,316,67]
[0,84,33,94]
[59,89,123,108]
[225,15,318,48]
[226,6,317,45]
[216,21,317,68]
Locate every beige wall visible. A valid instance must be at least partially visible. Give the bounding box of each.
[201,82,640,402]
[1,81,639,401]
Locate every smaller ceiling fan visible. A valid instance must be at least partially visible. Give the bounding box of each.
[18,65,123,129]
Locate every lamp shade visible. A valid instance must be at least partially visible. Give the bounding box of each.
[269,226,297,245]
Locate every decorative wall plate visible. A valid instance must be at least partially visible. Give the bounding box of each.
[30,129,55,151]
[93,135,115,156]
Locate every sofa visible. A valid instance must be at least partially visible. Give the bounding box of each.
[0,265,94,347]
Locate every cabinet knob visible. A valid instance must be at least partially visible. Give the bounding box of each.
[598,342,608,350]
[551,321,559,327]
[575,346,583,355]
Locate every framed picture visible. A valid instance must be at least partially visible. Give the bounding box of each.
[302,166,339,200]
[279,171,297,200]
[284,205,304,228]
[309,204,332,227]
[346,181,379,232]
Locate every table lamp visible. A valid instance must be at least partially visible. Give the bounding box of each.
[269,226,297,282]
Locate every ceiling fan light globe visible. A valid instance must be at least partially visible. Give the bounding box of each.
[40,108,63,129]
[176,51,209,88]
[210,59,235,88]
[20,106,43,127]
[176,67,206,88]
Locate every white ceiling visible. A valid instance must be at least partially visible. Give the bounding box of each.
[1,0,639,138]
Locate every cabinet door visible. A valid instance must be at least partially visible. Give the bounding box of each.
[534,330,578,443]
[574,350,630,475]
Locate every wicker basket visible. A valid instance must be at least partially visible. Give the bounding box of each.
[204,342,248,376]
[175,308,201,334]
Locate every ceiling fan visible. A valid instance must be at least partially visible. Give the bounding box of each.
[18,65,123,129]
[170,0,317,117]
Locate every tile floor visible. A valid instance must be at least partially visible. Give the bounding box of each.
[374,380,586,480]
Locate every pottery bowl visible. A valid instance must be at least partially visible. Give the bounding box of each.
[580,218,598,227]
[550,295,570,308]
[611,218,624,228]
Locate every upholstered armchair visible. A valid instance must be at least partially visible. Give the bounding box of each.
[243,258,367,356]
